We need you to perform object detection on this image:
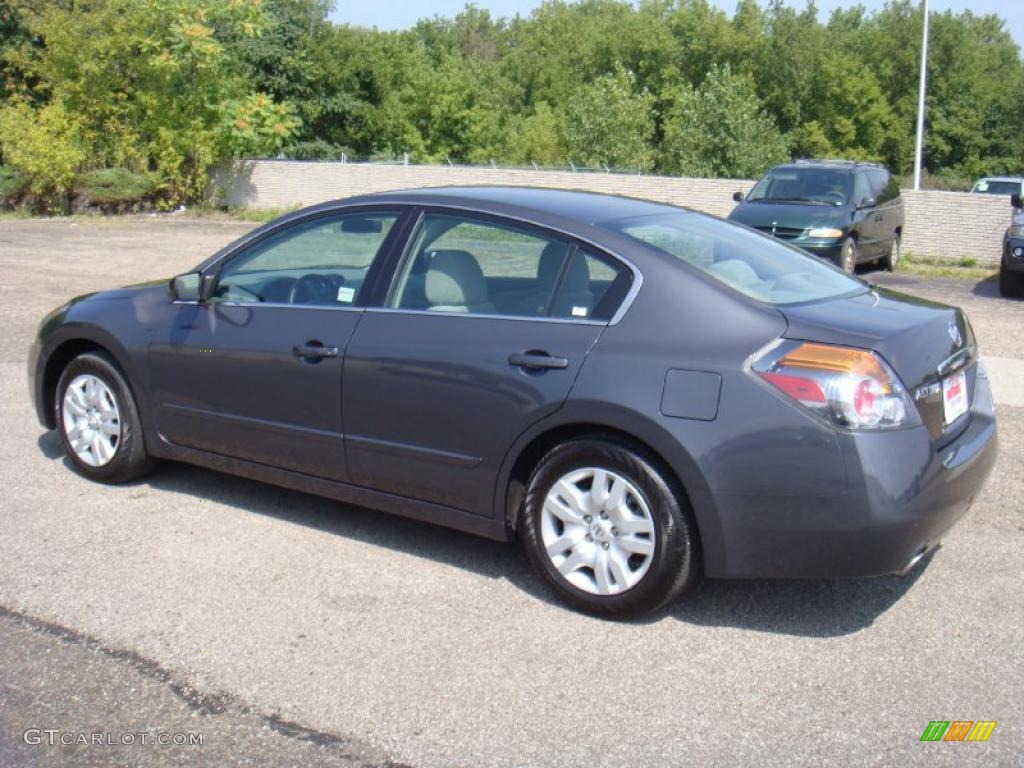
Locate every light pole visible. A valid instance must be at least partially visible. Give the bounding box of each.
[913,0,930,191]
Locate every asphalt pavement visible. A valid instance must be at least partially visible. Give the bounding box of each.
[0,217,1021,767]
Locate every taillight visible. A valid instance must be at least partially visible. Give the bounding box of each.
[748,340,918,429]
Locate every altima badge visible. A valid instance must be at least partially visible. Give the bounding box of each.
[948,320,962,347]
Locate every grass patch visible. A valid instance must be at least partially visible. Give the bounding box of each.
[191,205,298,223]
[226,206,297,223]
[899,253,997,281]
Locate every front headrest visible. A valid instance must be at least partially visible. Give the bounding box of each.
[425,250,488,307]
[538,244,590,292]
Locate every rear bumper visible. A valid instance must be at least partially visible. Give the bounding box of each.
[706,375,998,579]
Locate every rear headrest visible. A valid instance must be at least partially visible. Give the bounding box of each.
[425,250,488,307]
[538,244,590,292]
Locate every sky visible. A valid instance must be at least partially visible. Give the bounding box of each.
[329,0,1024,47]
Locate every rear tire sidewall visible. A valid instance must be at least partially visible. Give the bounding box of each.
[56,352,152,484]
[521,439,697,618]
[883,234,900,271]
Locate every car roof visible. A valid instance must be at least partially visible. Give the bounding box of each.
[974,176,1023,183]
[771,160,879,173]
[337,186,681,227]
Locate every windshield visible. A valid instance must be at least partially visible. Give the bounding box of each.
[604,213,865,305]
[745,168,853,206]
[972,180,1022,196]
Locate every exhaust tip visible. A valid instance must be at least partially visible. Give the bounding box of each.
[896,544,936,576]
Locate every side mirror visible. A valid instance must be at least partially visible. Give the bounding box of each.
[858,197,877,209]
[732,191,744,202]
[168,272,201,302]
[1011,193,1022,209]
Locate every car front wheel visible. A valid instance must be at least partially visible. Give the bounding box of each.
[521,438,698,618]
[56,352,154,483]
[839,238,857,273]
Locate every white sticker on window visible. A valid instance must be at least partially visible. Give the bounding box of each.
[571,306,588,317]
[337,286,355,303]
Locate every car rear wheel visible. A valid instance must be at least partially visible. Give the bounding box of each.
[881,233,901,271]
[521,438,698,618]
[1000,260,1024,298]
[839,238,857,273]
[56,352,155,483]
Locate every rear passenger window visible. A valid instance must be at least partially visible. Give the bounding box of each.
[550,250,631,321]
[389,214,628,321]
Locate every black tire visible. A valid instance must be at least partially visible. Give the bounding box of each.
[521,438,698,618]
[1000,261,1024,298]
[55,351,155,483]
[839,238,857,273]
[881,233,901,271]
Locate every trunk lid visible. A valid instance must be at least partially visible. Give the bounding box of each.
[779,286,977,444]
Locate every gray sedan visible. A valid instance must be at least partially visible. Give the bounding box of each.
[29,187,997,617]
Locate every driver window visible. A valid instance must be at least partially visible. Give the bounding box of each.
[213,212,399,306]
[853,174,873,207]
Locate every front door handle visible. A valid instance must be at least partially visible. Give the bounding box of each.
[509,352,569,370]
[293,341,339,360]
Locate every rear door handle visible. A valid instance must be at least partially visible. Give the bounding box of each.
[509,352,569,370]
[293,342,339,359]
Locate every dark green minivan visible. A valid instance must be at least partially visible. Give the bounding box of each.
[728,160,905,273]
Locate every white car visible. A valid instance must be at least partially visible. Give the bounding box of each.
[971,176,1024,197]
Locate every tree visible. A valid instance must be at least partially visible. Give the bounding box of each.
[563,67,656,170]
[501,103,566,166]
[660,65,788,178]
[7,0,299,204]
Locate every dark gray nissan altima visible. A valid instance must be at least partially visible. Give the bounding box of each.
[29,187,998,617]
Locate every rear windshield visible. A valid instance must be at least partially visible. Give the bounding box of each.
[972,180,1021,195]
[603,213,865,305]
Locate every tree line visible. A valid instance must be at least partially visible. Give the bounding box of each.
[1,0,1021,210]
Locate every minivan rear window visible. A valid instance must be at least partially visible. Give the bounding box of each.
[604,212,866,305]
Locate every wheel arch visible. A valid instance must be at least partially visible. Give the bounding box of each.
[496,407,722,574]
[41,335,135,430]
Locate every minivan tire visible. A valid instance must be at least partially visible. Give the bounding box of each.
[839,238,857,273]
[881,233,901,271]
[56,352,155,483]
[521,438,698,618]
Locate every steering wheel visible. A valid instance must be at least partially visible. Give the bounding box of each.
[822,191,845,204]
[288,273,338,305]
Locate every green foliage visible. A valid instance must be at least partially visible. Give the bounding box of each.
[661,65,789,179]
[283,140,350,161]
[502,103,566,166]
[221,93,301,157]
[9,0,278,207]
[563,68,656,171]
[74,169,156,207]
[2,0,1021,211]
[0,100,85,200]
[0,164,30,206]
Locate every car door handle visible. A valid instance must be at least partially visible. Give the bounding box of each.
[509,352,569,370]
[292,342,338,359]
